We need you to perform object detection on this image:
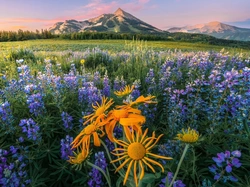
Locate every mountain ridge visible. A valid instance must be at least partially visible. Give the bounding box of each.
[49,8,162,34]
[168,21,250,41]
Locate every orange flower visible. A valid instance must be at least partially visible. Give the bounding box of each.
[114,85,134,97]
[118,95,157,109]
[83,96,114,125]
[111,129,172,187]
[105,107,145,142]
[68,146,89,165]
[71,122,105,153]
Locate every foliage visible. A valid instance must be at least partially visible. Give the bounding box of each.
[0,42,250,186]
[0,29,55,42]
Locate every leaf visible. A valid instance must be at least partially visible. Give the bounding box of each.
[116,176,123,187]
[139,172,161,186]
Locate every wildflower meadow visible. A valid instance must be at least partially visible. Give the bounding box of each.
[0,41,250,187]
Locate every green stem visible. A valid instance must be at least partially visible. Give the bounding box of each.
[212,169,225,187]
[100,139,125,178]
[169,144,190,187]
[87,161,111,187]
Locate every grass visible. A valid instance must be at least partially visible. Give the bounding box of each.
[0,39,248,54]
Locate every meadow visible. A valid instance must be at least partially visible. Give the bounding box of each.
[0,39,250,187]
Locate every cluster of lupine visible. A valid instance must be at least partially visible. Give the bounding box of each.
[158,140,182,165]
[88,151,107,187]
[60,135,74,160]
[0,146,30,187]
[160,54,250,135]
[113,76,126,91]
[0,101,14,134]
[102,71,111,97]
[19,118,41,142]
[145,68,156,93]
[159,172,186,187]
[209,150,242,183]
[61,112,74,130]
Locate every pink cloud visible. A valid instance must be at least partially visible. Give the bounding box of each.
[65,0,152,21]
[138,0,150,3]
[0,18,63,24]
[0,0,155,31]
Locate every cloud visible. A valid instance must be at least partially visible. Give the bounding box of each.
[138,0,150,3]
[0,0,154,31]
[0,18,63,24]
[10,25,28,29]
[65,0,152,20]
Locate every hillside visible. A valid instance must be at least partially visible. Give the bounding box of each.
[49,8,162,34]
[168,21,250,41]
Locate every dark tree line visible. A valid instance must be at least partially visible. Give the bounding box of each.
[59,31,165,41]
[0,29,55,42]
[1,29,250,50]
[60,31,250,50]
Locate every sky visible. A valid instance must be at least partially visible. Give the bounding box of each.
[0,0,250,31]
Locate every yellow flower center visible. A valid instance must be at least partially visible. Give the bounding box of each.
[127,142,146,160]
[113,109,129,120]
[95,106,105,116]
[76,153,85,163]
[182,134,196,142]
[84,124,96,135]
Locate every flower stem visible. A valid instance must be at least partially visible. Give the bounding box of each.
[100,139,125,177]
[169,144,190,187]
[87,161,111,187]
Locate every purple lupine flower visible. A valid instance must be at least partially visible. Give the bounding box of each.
[88,151,107,187]
[212,152,225,167]
[24,84,38,94]
[78,82,101,107]
[131,80,140,100]
[64,74,78,90]
[105,126,123,152]
[145,68,156,93]
[18,137,24,143]
[60,135,74,160]
[0,101,14,134]
[209,150,242,182]
[158,140,181,165]
[19,119,41,142]
[27,93,45,116]
[160,172,186,187]
[113,76,121,91]
[93,71,101,86]
[102,71,110,97]
[208,165,218,173]
[231,150,241,157]
[0,146,30,187]
[69,63,77,76]
[231,158,241,168]
[61,112,73,130]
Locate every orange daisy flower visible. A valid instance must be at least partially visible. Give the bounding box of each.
[68,145,89,165]
[111,128,172,187]
[71,122,105,153]
[105,107,145,142]
[114,85,134,97]
[118,95,157,109]
[83,96,114,125]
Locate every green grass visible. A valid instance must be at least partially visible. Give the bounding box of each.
[0,39,248,54]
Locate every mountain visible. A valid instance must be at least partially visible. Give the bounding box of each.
[168,21,250,41]
[49,8,162,34]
